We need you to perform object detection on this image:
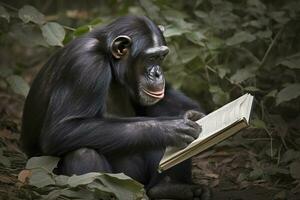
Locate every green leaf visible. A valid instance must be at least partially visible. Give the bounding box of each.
[276,83,300,105]
[251,118,267,129]
[98,173,146,200]
[73,25,91,37]
[18,5,45,25]
[139,0,160,21]
[29,168,55,188]
[68,172,100,187]
[194,10,208,19]
[265,89,277,98]
[6,75,30,97]
[209,85,229,106]
[41,22,66,46]
[0,5,10,22]
[249,168,264,180]
[230,68,255,83]
[68,172,147,200]
[26,156,59,171]
[244,86,261,92]
[0,149,10,167]
[11,23,48,47]
[281,150,300,163]
[265,166,289,175]
[256,30,272,39]
[0,67,13,78]
[289,161,300,179]
[278,53,300,69]
[217,66,230,79]
[179,48,199,64]
[43,189,95,200]
[247,0,266,10]
[185,32,206,47]
[279,60,300,69]
[226,31,256,46]
[164,25,188,38]
[54,175,69,186]
[164,9,188,21]
[269,11,289,24]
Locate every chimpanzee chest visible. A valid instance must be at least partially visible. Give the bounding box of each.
[104,82,136,118]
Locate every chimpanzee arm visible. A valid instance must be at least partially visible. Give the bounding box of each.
[40,115,201,156]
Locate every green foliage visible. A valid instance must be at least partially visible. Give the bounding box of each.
[6,75,29,97]
[1,0,300,197]
[0,5,10,22]
[22,156,147,200]
[276,84,300,105]
[41,22,65,47]
[18,5,45,25]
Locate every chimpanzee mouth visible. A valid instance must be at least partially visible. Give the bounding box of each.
[142,87,165,99]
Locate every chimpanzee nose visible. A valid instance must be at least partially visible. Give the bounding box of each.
[154,65,162,79]
[148,65,164,82]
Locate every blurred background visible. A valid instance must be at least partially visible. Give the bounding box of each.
[0,0,299,199]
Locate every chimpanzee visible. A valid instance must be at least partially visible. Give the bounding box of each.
[21,16,211,200]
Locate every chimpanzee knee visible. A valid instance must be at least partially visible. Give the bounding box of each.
[56,148,112,176]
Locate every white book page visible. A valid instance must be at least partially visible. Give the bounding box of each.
[192,94,248,144]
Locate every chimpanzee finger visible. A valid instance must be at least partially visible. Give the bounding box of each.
[184,134,195,143]
[184,110,205,122]
[185,119,201,129]
[182,125,201,139]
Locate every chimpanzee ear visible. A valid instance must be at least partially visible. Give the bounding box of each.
[158,25,165,32]
[111,35,132,59]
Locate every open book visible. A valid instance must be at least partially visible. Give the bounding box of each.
[159,93,254,172]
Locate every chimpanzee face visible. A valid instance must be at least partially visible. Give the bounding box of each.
[110,30,169,106]
[134,45,168,105]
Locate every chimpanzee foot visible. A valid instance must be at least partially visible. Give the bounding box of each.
[147,183,211,200]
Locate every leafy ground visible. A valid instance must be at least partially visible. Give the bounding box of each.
[1,0,300,199]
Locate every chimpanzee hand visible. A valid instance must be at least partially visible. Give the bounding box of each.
[161,110,205,149]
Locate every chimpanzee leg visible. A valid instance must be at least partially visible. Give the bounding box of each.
[146,154,211,200]
[148,183,211,200]
[55,148,112,176]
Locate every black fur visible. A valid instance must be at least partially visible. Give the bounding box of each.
[21,16,211,200]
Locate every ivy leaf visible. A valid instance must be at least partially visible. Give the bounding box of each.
[164,25,188,38]
[209,85,229,106]
[251,118,267,129]
[0,5,10,22]
[29,168,55,188]
[244,86,261,92]
[139,0,160,21]
[18,5,45,25]
[276,83,300,105]
[68,172,100,187]
[10,23,48,47]
[41,22,66,46]
[185,32,206,47]
[26,156,59,171]
[0,67,13,78]
[6,75,30,97]
[217,67,230,79]
[265,89,277,98]
[278,53,300,69]
[179,48,199,63]
[279,60,300,69]
[194,10,208,19]
[230,68,255,83]
[289,161,300,180]
[226,31,256,46]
